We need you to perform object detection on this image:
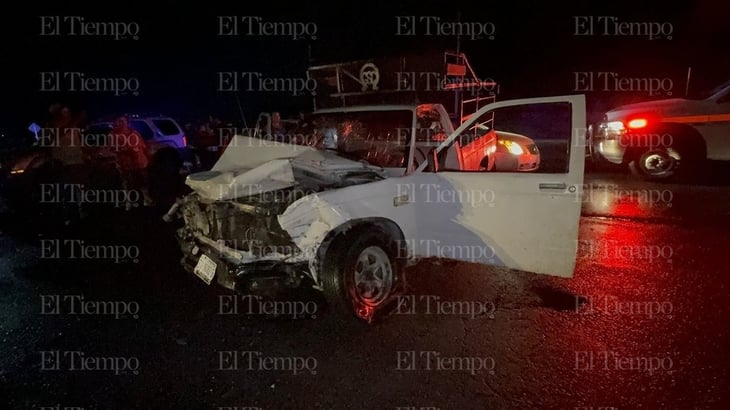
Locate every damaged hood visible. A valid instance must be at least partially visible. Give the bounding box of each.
[185,135,384,201]
[290,148,378,174]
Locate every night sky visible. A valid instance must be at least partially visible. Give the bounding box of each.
[2,0,728,136]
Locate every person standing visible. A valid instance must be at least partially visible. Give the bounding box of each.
[48,105,87,224]
[271,112,290,143]
[193,116,219,170]
[109,115,152,210]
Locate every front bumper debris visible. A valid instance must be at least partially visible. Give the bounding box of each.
[177,228,309,293]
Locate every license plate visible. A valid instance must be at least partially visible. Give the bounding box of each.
[207,146,219,152]
[193,254,217,285]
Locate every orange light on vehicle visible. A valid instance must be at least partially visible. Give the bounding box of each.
[627,118,648,129]
[499,139,524,155]
[182,135,188,147]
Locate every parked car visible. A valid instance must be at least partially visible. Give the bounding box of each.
[447,108,541,172]
[2,114,192,209]
[494,131,541,171]
[165,95,586,322]
[88,114,192,173]
[589,80,730,180]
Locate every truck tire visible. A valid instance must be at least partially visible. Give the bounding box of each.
[627,126,706,182]
[320,227,403,323]
[629,144,707,182]
[629,147,682,180]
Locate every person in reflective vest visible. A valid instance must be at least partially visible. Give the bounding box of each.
[109,115,153,210]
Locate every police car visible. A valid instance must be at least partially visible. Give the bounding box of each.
[590,80,730,180]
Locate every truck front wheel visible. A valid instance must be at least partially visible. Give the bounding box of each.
[627,125,707,182]
[630,147,682,180]
[320,228,402,323]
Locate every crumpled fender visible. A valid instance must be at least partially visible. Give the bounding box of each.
[277,177,418,283]
[277,194,352,283]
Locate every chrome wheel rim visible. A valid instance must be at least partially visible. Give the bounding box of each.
[641,150,679,177]
[353,246,393,306]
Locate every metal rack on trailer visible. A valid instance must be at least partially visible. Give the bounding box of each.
[306,50,498,127]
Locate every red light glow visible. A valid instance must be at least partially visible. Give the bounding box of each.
[627,118,648,129]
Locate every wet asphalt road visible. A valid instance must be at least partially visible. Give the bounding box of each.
[1,171,729,409]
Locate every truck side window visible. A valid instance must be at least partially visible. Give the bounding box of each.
[436,102,572,173]
[130,120,154,141]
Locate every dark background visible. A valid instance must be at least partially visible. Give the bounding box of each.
[1,0,728,138]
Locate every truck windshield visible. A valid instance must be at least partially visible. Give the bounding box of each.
[303,110,413,168]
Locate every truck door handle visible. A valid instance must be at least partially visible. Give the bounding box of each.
[539,182,567,191]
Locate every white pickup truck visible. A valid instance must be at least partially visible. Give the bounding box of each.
[166,95,586,322]
[590,80,730,180]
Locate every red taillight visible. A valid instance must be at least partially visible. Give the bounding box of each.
[182,135,188,147]
[627,118,648,129]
